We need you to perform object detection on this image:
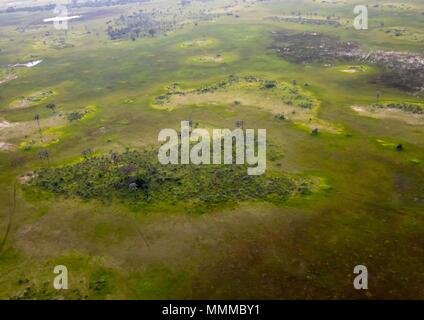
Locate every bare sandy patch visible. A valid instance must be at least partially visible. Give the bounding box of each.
[0,120,15,129]
[339,65,366,73]
[19,171,37,184]
[0,115,65,140]
[0,141,15,150]
[2,106,98,149]
[342,69,359,73]
[352,105,424,125]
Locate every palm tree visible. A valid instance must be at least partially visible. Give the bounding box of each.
[376,91,381,103]
[0,180,18,255]
[34,114,43,141]
[235,120,244,129]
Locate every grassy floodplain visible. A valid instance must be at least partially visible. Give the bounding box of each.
[0,0,423,299]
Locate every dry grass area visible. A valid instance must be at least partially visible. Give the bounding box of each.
[178,38,218,48]
[8,90,55,109]
[191,55,225,63]
[188,53,238,65]
[383,27,424,42]
[0,73,18,85]
[153,79,342,133]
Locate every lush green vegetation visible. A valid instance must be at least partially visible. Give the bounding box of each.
[29,148,311,207]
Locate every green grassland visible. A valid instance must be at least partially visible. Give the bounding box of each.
[0,0,424,299]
